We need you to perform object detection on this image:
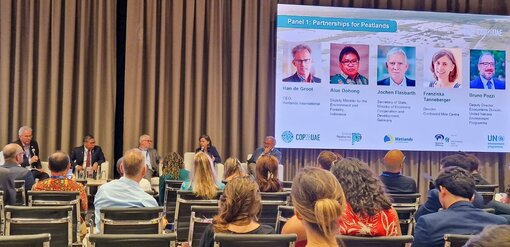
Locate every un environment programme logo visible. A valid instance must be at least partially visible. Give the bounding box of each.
[351,133,362,145]
[487,134,505,149]
[384,134,394,144]
[281,131,294,143]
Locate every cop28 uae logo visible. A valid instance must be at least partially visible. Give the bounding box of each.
[281,131,294,143]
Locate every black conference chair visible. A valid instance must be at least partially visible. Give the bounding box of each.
[28,191,82,243]
[163,180,184,221]
[394,206,417,235]
[188,205,218,247]
[99,207,164,234]
[14,180,25,206]
[0,233,51,247]
[282,181,293,191]
[214,233,297,247]
[259,192,291,229]
[336,235,414,247]
[275,205,294,234]
[4,205,73,247]
[174,191,221,241]
[475,184,498,204]
[443,234,473,247]
[88,233,177,247]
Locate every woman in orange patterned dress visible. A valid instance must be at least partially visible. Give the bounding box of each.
[331,157,401,236]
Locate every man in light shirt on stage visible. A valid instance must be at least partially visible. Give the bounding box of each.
[137,134,161,181]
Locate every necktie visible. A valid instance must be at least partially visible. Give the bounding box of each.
[86,150,91,168]
[487,80,493,89]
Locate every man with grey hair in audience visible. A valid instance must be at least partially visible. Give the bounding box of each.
[1,143,35,200]
[377,47,416,87]
[93,149,159,232]
[137,134,161,180]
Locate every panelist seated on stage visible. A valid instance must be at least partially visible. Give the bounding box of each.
[94,149,160,232]
[137,134,161,180]
[14,126,49,180]
[70,135,106,177]
[247,136,282,175]
[195,134,222,164]
[32,151,87,212]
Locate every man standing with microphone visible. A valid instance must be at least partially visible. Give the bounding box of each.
[14,126,49,180]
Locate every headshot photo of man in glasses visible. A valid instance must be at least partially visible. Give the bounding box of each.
[470,50,506,90]
[282,43,322,83]
[330,44,369,85]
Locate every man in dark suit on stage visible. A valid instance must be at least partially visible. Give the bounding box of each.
[283,44,321,83]
[14,126,49,180]
[70,135,106,177]
[413,167,507,247]
[470,52,505,90]
[137,134,161,180]
[377,47,415,87]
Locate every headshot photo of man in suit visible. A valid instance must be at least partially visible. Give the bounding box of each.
[377,47,416,87]
[282,44,321,83]
[470,51,506,90]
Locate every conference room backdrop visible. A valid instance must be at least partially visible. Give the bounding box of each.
[1,0,509,197]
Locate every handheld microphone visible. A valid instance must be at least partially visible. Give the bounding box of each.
[31,147,36,156]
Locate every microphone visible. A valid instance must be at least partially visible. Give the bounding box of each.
[31,147,36,156]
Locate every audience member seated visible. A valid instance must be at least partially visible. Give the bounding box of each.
[464,153,490,185]
[32,151,88,212]
[117,157,153,192]
[158,152,189,205]
[486,185,510,223]
[94,149,160,232]
[415,154,485,220]
[199,176,273,247]
[181,152,224,199]
[464,225,510,247]
[317,151,341,171]
[195,134,222,164]
[289,167,345,247]
[331,157,401,236]
[222,157,246,182]
[379,149,417,194]
[1,143,35,195]
[247,136,282,175]
[412,167,507,247]
[255,155,282,192]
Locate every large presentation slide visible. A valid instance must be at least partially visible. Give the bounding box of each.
[275,4,510,152]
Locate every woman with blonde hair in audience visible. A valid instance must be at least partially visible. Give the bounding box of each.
[199,176,273,247]
[331,157,401,236]
[255,155,282,192]
[181,152,224,199]
[290,167,346,247]
[158,152,189,205]
[223,157,246,182]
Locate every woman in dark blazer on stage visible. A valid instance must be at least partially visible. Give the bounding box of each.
[195,134,222,163]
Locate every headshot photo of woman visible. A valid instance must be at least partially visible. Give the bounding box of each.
[427,48,462,88]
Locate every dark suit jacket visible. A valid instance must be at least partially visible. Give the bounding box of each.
[377,77,416,87]
[195,145,222,163]
[283,72,321,83]
[413,201,507,247]
[0,166,16,205]
[415,188,485,221]
[1,161,35,193]
[379,172,417,194]
[470,76,505,89]
[14,139,42,169]
[70,145,106,171]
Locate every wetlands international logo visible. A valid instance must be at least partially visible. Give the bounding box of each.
[383,134,394,144]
